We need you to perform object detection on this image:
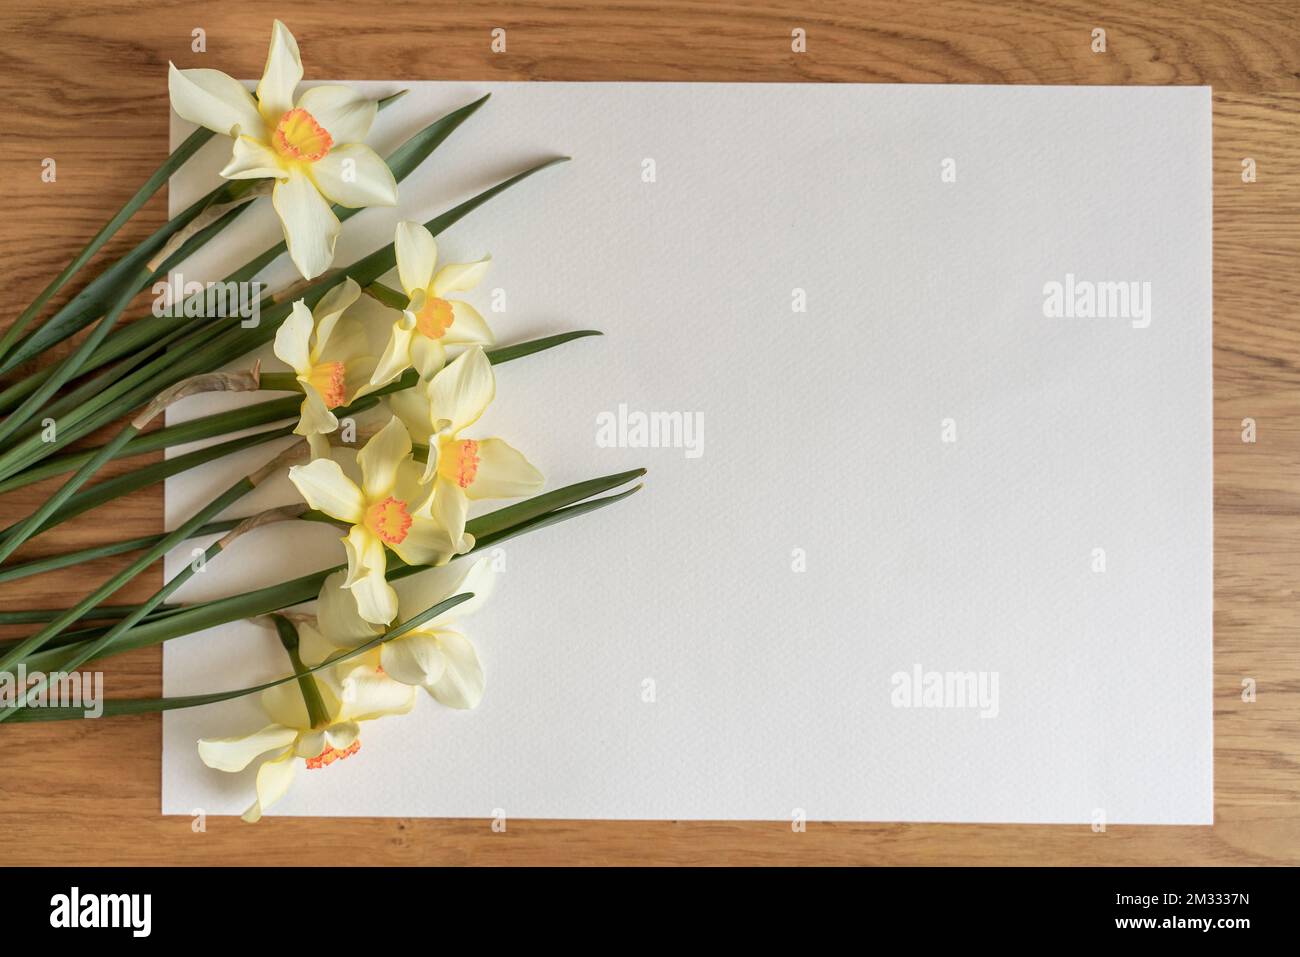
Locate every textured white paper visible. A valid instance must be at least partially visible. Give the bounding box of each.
[162,83,1212,824]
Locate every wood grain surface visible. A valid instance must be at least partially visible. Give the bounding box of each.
[1,0,1297,866]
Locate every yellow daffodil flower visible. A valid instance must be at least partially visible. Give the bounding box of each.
[287,416,458,625]
[168,20,398,279]
[197,662,415,822]
[391,346,544,555]
[370,221,495,385]
[273,277,397,439]
[314,556,495,708]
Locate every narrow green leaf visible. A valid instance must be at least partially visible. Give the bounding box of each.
[0,91,413,376]
[1,592,472,723]
[0,93,488,394]
[0,520,240,586]
[0,108,530,484]
[0,271,147,448]
[0,427,291,547]
[16,468,642,672]
[0,477,255,672]
[0,126,214,367]
[0,397,301,495]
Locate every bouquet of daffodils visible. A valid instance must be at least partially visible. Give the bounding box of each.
[0,21,642,821]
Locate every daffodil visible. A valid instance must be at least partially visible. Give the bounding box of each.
[274,277,396,439]
[370,221,495,385]
[393,346,544,555]
[287,416,458,625]
[312,556,495,708]
[197,663,415,823]
[168,20,398,279]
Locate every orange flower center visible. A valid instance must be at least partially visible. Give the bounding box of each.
[365,496,412,545]
[306,361,347,409]
[439,439,480,489]
[273,107,333,162]
[305,739,360,770]
[414,296,455,340]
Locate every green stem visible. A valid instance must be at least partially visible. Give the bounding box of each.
[271,614,330,728]
[363,281,409,310]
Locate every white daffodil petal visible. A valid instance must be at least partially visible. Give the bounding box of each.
[427,631,485,709]
[261,680,312,730]
[409,334,447,381]
[388,515,457,568]
[274,301,314,374]
[357,417,411,501]
[168,64,262,138]
[387,387,434,448]
[380,633,447,687]
[432,256,491,298]
[436,555,497,622]
[310,144,398,209]
[256,20,303,126]
[220,135,285,181]
[427,346,494,434]
[444,300,495,346]
[295,384,339,437]
[307,433,333,461]
[332,664,418,721]
[370,317,416,388]
[296,84,378,145]
[393,555,496,626]
[272,168,340,280]
[395,221,437,297]
[463,437,544,500]
[197,724,298,772]
[311,276,363,353]
[341,525,381,586]
[287,458,365,523]
[430,476,471,552]
[295,620,337,667]
[318,569,383,646]
[242,749,300,823]
[349,567,398,626]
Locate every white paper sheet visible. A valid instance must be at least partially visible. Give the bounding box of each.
[162,83,1212,824]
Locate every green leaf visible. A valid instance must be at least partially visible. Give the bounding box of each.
[0,91,413,378]
[0,427,291,547]
[0,126,215,368]
[0,92,486,399]
[0,397,302,495]
[0,478,255,673]
[0,592,473,723]
[0,149,560,486]
[15,469,643,672]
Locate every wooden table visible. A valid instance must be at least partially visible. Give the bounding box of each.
[1,0,1297,865]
